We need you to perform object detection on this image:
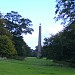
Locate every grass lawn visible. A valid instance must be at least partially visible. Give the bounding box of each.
[0,57,75,75]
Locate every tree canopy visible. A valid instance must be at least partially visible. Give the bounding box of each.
[55,0,75,25]
[4,11,34,37]
[0,35,17,58]
[0,11,33,59]
[42,21,75,64]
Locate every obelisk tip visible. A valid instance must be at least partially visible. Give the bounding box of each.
[39,23,41,26]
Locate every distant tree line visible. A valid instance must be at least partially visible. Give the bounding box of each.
[0,11,33,59]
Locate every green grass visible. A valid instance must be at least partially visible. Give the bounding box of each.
[0,57,75,75]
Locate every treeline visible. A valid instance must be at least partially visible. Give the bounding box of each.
[41,0,75,67]
[42,21,75,66]
[0,11,33,59]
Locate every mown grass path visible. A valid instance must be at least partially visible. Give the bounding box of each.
[0,57,75,75]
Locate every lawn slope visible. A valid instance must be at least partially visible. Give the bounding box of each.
[0,57,75,75]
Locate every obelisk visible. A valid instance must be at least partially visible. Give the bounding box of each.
[37,23,41,58]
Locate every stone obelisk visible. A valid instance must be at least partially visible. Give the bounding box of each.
[37,24,41,58]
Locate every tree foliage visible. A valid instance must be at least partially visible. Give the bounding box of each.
[4,11,34,37]
[42,21,75,63]
[0,35,17,57]
[13,36,32,57]
[0,11,34,59]
[0,19,12,39]
[55,0,75,25]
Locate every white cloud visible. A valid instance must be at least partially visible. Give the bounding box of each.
[48,25,64,34]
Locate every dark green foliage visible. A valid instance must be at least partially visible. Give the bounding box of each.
[0,19,12,39]
[0,19,16,58]
[12,36,32,57]
[62,21,75,62]
[0,11,34,59]
[25,47,32,57]
[42,21,75,64]
[0,35,17,58]
[52,0,75,66]
[12,36,26,57]
[31,50,37,57]
[4,11,34,58]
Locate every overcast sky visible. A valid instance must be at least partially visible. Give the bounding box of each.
[0,0,64,49]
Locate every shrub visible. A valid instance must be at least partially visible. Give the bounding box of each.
[0,35,17,58]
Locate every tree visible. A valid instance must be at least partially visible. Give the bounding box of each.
[43,33,63,60]
[55,0,75,25]
[62,21,75,62]
[42,21,75,63]
[0,11,34,59]
[3,11,34,58]
[4,11,34,37]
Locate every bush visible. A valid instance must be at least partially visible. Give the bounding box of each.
[0,35,17,58]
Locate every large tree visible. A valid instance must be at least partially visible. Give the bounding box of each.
[4,11,34,58]
[55,0,75,25]
[0,11,34,59]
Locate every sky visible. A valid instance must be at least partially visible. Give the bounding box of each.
[0,0,64,49]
